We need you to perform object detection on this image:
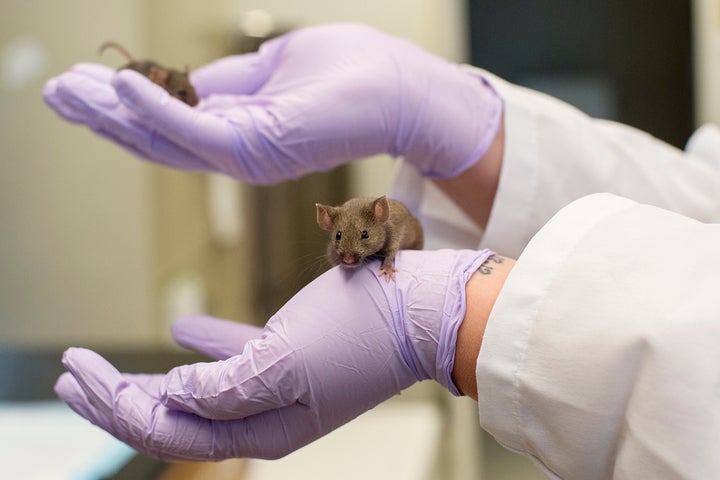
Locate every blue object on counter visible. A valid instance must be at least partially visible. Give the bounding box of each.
[0,400,136,480]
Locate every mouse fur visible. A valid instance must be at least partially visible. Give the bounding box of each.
[316,195,424,281]
[98,41,199,106]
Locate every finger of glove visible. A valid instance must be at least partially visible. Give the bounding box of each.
[58,348,314,461]
[55,372,101,422]
[43,64,115,122]
[172,315,264,360]
[53,71,216,171]
[59,347,244,461]
[60,347,132,411]
[96,120,216,172]
[160,343,299,420]
[43,76,87,124]
[46,68,122,125]
[67,62,116,83]
[45,67,209,170]
[121,373,164,397]
[43,70,114,124]
[97,121,217,172]
[86,124,205,172]
[56,372,167,460]
[59,368,322,461]
[112,70,242,174]
[190,34,289,97]
[55,356,174,457]
[55,356,221,462]
[115,69,335,184]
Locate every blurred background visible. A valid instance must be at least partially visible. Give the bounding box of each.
[1,0,719,478]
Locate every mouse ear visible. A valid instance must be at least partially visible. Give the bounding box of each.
[148,66,169,86]
[316,204,335,231]
[372,196,390,224]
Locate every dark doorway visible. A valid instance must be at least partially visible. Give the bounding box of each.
[467,1,694,148]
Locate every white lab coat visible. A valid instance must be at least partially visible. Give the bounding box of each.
[478,193,720,479]
[392,69,720,479]
[392,69,720,257]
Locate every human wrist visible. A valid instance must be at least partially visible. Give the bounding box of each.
[432,116,504,230]
[452,254,515,399]
[383,249,497,394]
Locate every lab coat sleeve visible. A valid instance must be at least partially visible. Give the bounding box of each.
[391,68,720,258]
[476,193,720,480]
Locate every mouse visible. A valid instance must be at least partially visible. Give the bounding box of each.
[98,41,199,106]
[316,195,424,282]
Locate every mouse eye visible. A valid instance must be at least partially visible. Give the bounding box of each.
[177,89,187,98]
[335,231,342,241]
[361,230,369,239]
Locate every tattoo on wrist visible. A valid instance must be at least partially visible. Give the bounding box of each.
[478,255,504,275]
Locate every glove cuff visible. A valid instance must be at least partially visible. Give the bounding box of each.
[402,66,503,179]
[436,248,496,395]
[377,248,495,396]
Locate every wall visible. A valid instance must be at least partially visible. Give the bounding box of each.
[693,0,720,126]
[0,1,157,347]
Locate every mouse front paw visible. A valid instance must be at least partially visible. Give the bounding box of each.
[378,264,398,283]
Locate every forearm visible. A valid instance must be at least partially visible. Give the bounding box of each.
[452,254,515,399]
[431,114,505,231]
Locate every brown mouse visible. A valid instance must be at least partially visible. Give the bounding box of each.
[98,41,199,106]
[316,195,424,281]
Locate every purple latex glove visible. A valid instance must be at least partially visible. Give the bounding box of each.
[43,24,502,184]
[55,248,493,461]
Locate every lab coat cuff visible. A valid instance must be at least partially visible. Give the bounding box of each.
[474,193,637,454]
[464,68,541,258]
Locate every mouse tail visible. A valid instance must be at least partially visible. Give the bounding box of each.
[98,41,134,62]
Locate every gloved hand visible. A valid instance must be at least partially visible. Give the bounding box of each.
[43,24,502,184]
[55,248,494,461]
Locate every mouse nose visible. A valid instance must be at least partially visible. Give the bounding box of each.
[342,254,359,266]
